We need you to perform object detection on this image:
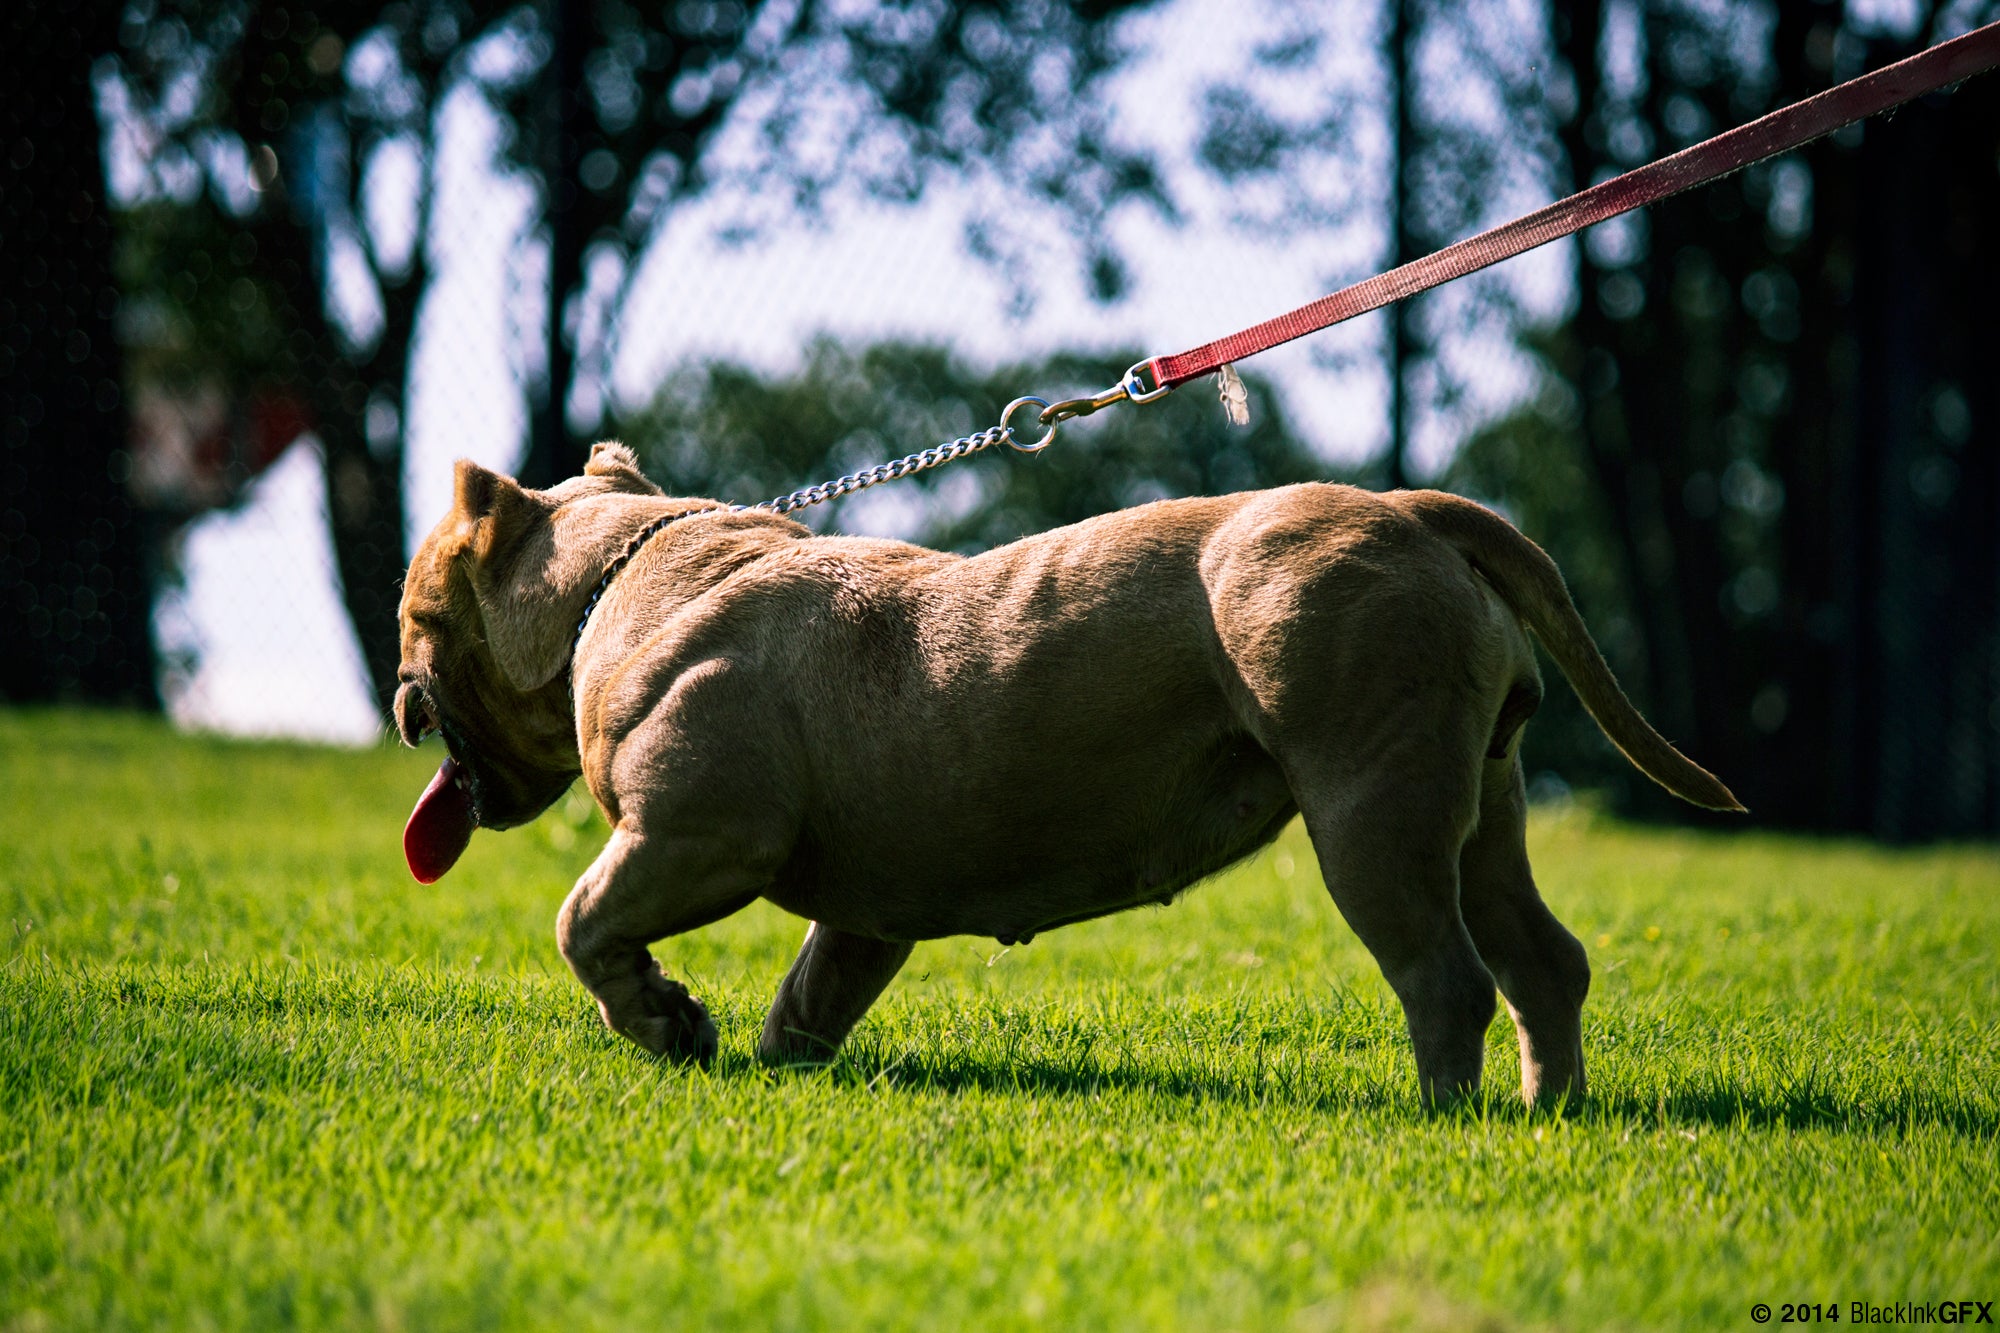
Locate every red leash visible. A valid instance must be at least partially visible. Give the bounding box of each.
[1066,20,2000,415]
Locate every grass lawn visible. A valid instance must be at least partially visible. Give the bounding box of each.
[3,707,1997,1331]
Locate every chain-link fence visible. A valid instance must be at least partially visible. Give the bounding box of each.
[6,0,1999,837]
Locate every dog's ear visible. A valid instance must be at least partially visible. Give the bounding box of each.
[452,459,541,565]
[584,441,662,494]
[451,460,569,691]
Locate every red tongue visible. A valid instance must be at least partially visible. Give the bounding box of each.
[404,757,475,883]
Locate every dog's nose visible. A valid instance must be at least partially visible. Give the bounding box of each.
[392,682,435,747]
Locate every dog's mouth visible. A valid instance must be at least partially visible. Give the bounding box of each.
[397,683,479,883]
[395,676,577,880]
[405,752,476,884]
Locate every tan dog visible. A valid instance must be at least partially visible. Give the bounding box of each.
[394,443,1739,1106]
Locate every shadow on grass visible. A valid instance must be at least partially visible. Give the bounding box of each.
[773,1045,1415,1116]
[754,1044,2000,1136]
[22,964,1999,1136]
[1580,1083,2000,1136]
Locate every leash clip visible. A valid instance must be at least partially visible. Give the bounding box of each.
[1035,359,1174,432]
[1038,382,1130,428]
[1119,359,1171,404]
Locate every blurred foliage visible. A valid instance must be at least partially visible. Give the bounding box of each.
[100,0,1185,706]
[116,201,297,395]
[74,0,2000,834]
[617,340,1346,551]
[1533,0,2000,836]
[106,0,1174,454]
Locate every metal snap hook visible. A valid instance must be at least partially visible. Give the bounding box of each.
[1120,360,1172,404]
[1039,381,1131,427]
[1002,396,1058,453]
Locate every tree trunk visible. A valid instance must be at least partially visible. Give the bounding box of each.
[1384,0,1416,491]
[216,0,432,723]
[242,169,411,719]
[0,7,159,706]
[1763,0,1863,829]
[1851,50,2000,838]
[518,0,593,491]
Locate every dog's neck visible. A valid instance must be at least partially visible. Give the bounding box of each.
[568,504,735,676]
[558,498,801,699]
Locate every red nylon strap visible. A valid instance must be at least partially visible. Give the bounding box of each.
[1147,20,2000,390]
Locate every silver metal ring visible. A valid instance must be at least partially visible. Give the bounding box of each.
[1002,396,1058,453]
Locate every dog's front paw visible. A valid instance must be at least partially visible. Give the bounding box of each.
[623,973,719,1067]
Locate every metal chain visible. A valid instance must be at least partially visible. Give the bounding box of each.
[747,420,1011,517]
[569,505,722,664]
[569,397,1060,669]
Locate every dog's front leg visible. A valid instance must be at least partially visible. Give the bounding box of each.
[557,825,759,1065]
[759,923,913,1065]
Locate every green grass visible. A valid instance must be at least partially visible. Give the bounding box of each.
[3,707,1997,1331]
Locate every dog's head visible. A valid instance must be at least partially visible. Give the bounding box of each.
[395,443,663,881]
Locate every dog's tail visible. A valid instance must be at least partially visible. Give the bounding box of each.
[1395,490,1745,813]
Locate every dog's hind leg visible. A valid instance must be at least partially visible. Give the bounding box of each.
[1295,758,1498,1108]
[557,825,763,1065]
[759,923,913,1065]
[1458,755,1590,1108]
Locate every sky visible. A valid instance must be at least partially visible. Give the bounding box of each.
[134,0,1578,745]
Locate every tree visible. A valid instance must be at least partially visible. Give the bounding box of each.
[103,0,1170,714]
[1191,3,1559,492]
[109,0,492,713]
[1,7,158,706]
[1845,16,2000,837]
[1384,0,1564,489]
[1475,0,2000,836]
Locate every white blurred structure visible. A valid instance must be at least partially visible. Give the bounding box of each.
[155,439,384,745]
